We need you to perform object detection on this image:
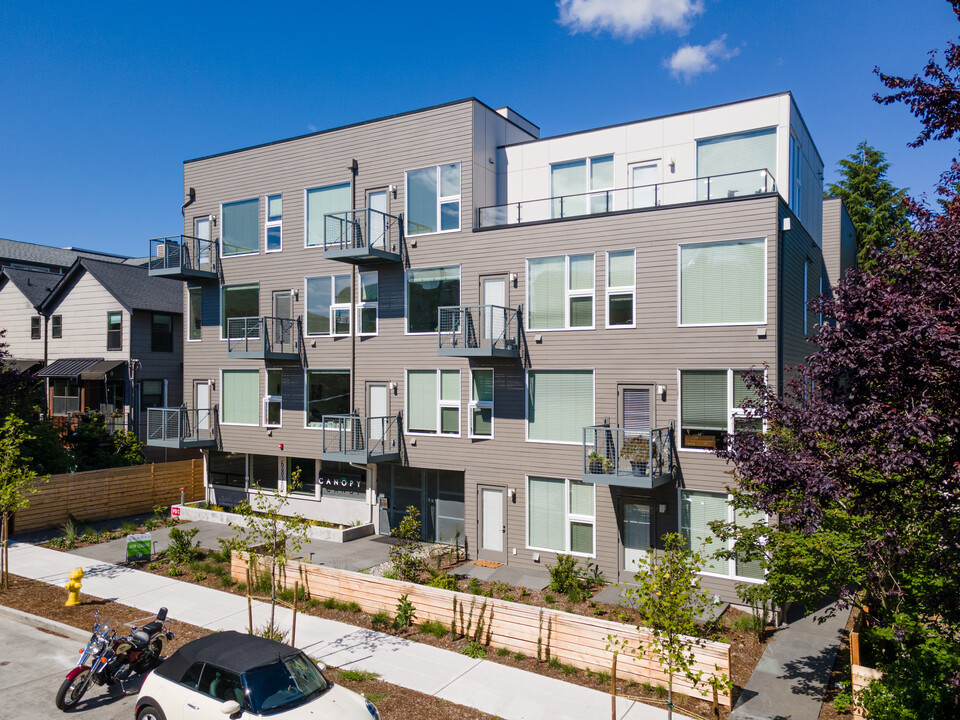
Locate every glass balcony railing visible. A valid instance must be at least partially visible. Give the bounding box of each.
[582,424,674,489]
[438,305,521,358]
[148,235,219,278]
[477,169,776,228]
[323,208,402,263]
[146,407,216,448]
[226,316,300,359]
[321,414,401,463]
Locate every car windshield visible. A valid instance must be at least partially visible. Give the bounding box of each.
[242,653,330,714]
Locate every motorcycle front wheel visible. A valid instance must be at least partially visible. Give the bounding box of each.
[55,669,92,710]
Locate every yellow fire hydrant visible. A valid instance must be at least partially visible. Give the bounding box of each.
[65,567,84,607]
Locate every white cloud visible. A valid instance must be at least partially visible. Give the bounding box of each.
[666,35,739,81]
[557,0,704,39]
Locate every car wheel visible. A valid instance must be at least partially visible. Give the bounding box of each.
[136,705,166,720]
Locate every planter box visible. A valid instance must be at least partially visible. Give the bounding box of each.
[173,503,374,543]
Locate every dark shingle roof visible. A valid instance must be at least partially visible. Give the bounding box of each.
[43,259,182,314]
[0,238,129,270]
[1,268,60,308]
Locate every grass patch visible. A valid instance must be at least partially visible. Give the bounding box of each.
[547,657,561,670]
[418,619,449,639]
[365,692,388,703]
[730,613,760,634]
[496,647,511,657]
[561,663,578,676]
[338,669,381,683]
[513,651,526,662]
[370,610,391,628]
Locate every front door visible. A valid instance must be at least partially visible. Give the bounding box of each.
[481,276,507,348]
[368,190,388,249]
[272,291,293,350]
[195,382,210,431]
[631,163,659,208]
[367,383,389,451]
[194,216,211,268]
[478,485,507,562]
[621,500,653,582]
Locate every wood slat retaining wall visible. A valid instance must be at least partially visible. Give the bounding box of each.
[232,553,732,706]
[15,460,205,532]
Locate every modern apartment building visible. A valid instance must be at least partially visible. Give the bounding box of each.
[147,92,855,600]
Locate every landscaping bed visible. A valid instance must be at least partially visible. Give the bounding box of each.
[42,505,181,551]
[175,502,374,542]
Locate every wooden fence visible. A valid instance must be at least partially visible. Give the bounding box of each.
[849,616,882,720]
[232,553,732,706]
[15,459,205,532]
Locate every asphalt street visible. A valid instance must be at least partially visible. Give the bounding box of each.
[0,609,137,720]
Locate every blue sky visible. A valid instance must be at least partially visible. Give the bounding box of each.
[1,0,956,258]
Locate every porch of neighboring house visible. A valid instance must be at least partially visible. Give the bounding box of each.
[37,357,130,436]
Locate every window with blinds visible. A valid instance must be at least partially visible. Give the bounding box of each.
[680,238,765,325]
[406,369,461,435]
[696,128,777,200]
[621,388,651,432]
[221,369,260,425]
[606,249,635,328]
[527,254,595,330]
[680,370,727,449]
[527,476,595,555]
[470,369,494,438]
[305,182,351,247]
[681,491,728,574]
[221,198,260,256]
[527,370,594,444]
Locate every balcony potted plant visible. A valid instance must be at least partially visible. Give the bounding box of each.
[587,451,613,474]
[620,435,650,476]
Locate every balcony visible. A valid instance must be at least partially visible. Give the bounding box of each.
[146,407,217,448]
[320,414,401,464]
[226,316,301,360]
[323,208,403,264]
[477,169,776,229]
[582,424,674,489]
[438,305,521,358]
[148,235,219,279]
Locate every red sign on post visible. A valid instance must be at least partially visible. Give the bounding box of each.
[171,506,181,517]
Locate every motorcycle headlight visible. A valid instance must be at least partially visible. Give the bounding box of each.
[365,699,380,719]
[88,640,105,654]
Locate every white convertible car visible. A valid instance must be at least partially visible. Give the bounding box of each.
[135,631,379,719]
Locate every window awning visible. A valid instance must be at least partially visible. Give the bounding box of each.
[0,358,42,374]
[36,358,103,379]
[80,360,127,380]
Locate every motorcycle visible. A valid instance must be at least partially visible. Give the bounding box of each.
[55,607,173,711]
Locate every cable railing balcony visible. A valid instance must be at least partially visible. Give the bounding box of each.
[438,305,521,358]
[148,235,219,279]
[320,413,401,463]
[477,169,777,228]
[582,423,674,489]
[226,316,301,360]
[146,407,217,448]
[323,208,403,264]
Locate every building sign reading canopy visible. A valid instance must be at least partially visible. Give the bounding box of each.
[319,471,366,497]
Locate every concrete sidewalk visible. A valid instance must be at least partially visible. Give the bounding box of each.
[9,541,689,720]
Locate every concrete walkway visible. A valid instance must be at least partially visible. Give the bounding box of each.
[729,604,846,720]
[9,541,690,720]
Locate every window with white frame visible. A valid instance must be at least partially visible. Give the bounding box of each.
[469,369,493,438]
[527,254,595,330]
[221,284,259,339]
[681,490,766,580]
[305,274,351,336]
[606,249,635,327]
[305,370,350,427]
[527,370,594,444]
[263,368,282,427]
[527,476,595,556]
[406,266,460,333]
[221,198,260,256]
[265,194,282,252]
[406,369,460,435]
[679,369,763,450]
[550,155,614,217]
[221,370,259,425]
[696,128,777,200]
[406,163,461,235]
[679,238,765,325]
[188,288,202,341]
[357,271,378,335]
[305,182,351,247]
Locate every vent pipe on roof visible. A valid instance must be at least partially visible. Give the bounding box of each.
[181,187,196,217]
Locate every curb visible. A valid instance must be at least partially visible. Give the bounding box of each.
[0,604,90,643]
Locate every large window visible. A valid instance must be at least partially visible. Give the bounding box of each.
[406,163,461,235]
[221,284,259,338]
[526,370,594,444]
[106,312,122,350]
[263,369,282,427]
[248,454,279,491]
[265,194,282,252]
[527,477,595,556]
[31,316,40,340]
[305,370,350,427]
[606,249,635,328]
[188,288,202,341]
[679,369,763,450]
[681,490,766,580]
[305,275,351,336]
[51,379,80,415]
[406,266,460,333]
[141,379,166,409]
[288,457,316,496]
[357,272,378,336]
[527,254,595,330]
[305,182,351,247]
[221,198,260,256]
[469,369,493,438]
[551,155,613,217]
[221,369,259,425]
[209,451,246,488]
[406,369,460,435]
[151,313,173,352]
[679,238,765,325]
[696,128,777,199]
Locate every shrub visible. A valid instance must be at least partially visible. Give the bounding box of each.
[544,593,556,604]
[547,657,561,669]
[393,594,416,629]
[254,623,287,643]
[426,570,459,591]
[418,620,448,639]
[344,601,362,613]
[218,575,236,588]
[120,521,138,535]
[513,651,526,662]
[467,578,483,595]
[492,581,510,596]
[322,597,338,610]
[460,641,487,659]
[502,593,515,602]
[193,571,206,582]
[370,610,391,628]
[166,527,201,564]
[654,684,669,699]
[389,506,425,583]
[167,565,183,577]
[547,554,582,595]
[561,663,578,676]
[496,647,511,657]
[146,562,159,571]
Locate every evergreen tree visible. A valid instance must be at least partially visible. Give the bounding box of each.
[826,141,910,268]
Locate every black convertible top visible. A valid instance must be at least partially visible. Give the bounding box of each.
[154,631,300,682]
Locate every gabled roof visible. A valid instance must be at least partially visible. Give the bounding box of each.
[41,258,182,315]
[0,237,129,271]
[0,267,60,309]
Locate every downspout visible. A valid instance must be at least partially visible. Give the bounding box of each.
[181,187,196,217]
[348,159,358,415]
[777,207,785,398]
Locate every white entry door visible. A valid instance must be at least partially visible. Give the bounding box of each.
[195,382,210,431]
[478,485,506,561]
[368,190,388,249]
[631,164,659,208]
[368,384,388,450]
[194,217,211,267]
[622,501,652,581]
[481,277,507,347]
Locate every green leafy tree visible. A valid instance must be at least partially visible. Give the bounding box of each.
[69,411,145,471]
[826,141,911,269]
[0,415,48,588]
[622,533,713,719]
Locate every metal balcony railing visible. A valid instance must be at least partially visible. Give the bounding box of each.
[320,413,401,463]
[477,169,777,228]
[323,208,402,262]
[226,316,300,358]
[146,407,216,447]
[148,235,219,277]
[438,305,521,358]
[582,424,674,489]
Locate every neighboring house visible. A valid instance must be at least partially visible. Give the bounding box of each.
[0,267,61,373]
[34,258,184,442]
[0,237,137,274]
[147,92,856,602]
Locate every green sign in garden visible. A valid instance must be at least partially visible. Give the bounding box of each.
[126,533,152,563]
